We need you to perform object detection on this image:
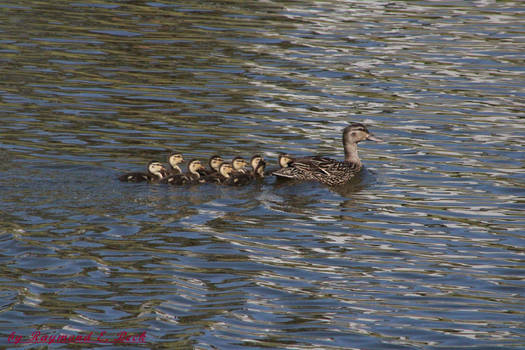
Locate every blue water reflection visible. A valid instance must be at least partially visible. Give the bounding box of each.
[1,0,524,349]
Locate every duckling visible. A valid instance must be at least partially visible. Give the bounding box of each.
[214,162,251,186]
[232,156,249,174]
[119,160,168,183]
[249,155,263,176]
[273,123,381,186]
[254,158,266,179]
[165,159,205,185]
[200,155,224,176]
[167,152,184,176]
[206,162,233,184]
[278,153,294,168]
[249,155,266,179]
[264,153,293,176]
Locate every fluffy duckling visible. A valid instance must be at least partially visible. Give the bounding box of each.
[206,162,233,184]
[165,159,205,185]
[215,162,251,186]
[254,159,266,179]
[264,153,293,176]
[167,153,184,176]
[200,155,224,176]
[119,160,168,183]
[232,156,249,174]
[278,153,294,168]
[249,155,266,179]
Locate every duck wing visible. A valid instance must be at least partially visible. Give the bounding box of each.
[273,156,361,185]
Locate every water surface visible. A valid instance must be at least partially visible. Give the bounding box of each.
[0,1,524,349]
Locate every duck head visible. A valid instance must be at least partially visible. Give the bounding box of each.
[148,160,168,179]
[278,153,294,168]
[343,123,382,144]
[209,155,224,172]
[232,156,249,171]
[219,163,233,178]
[255,159,266,178]
[250,154,264,170]
[168,153,184,168]
[187,159,205,175]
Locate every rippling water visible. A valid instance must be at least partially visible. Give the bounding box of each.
[1,1,524,349]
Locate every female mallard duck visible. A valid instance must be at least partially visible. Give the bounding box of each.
[272,123,381,186]
[200,155,224,176]
[119,160,168,183]
[167,152,184,175]
[165,159,205,185]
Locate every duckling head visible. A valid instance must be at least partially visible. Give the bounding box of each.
[168,153,184,168]
[188,159,204,175]
[278,153,293,168]
[255,159,266,177]
[250,155,264,170]
[219,163,233,178]
[232,156,248,171]
[209,155,224,171]
[148,160,168,179]
[343,123,382,144]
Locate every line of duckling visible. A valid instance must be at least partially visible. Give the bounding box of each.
[118,123,381,187]
[118,153,294,186]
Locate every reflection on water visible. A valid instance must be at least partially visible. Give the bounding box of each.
[1,0,524,349]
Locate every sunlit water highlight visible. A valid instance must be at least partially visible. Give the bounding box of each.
[0,1,524,349]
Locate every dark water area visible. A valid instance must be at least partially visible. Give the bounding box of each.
[1,1,524,349]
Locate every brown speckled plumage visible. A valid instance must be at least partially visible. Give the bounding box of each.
[272,123,381,186]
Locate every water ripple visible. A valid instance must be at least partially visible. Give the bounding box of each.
[0,0,524,349]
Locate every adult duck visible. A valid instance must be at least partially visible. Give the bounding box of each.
[272,123,381,186]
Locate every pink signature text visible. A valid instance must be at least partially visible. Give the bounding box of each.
[7,330,147,345]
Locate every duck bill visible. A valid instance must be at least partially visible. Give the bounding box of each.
[367,134,383,142]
